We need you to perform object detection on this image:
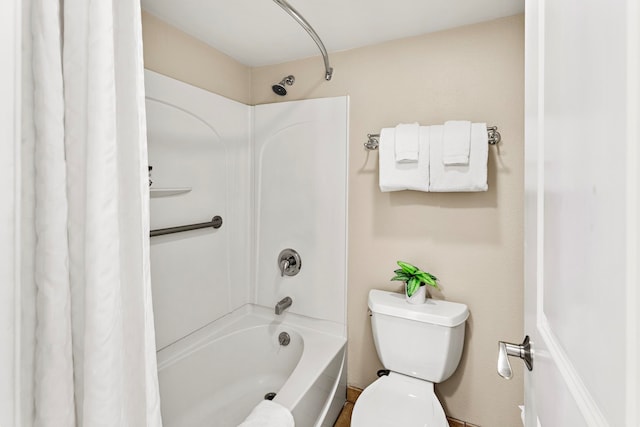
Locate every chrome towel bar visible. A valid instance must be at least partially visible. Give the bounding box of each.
[364,125,501,150]
[150,216,223,237]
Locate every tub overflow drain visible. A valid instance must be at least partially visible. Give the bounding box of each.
[264,392,277,401]
[278,332,290,346]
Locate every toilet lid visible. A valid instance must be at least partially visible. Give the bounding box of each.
[351,373,448,427]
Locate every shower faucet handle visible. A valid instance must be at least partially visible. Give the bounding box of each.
[278,249,301,277]
[279,259,290,277]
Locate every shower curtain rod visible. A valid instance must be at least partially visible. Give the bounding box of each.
[272,0,334,81]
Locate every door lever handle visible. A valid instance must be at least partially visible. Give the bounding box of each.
[497,335,533,379]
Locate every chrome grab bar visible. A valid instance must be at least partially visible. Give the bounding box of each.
[150,216,222,237]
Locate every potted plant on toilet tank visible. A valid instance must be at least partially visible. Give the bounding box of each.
[391,261,439,304]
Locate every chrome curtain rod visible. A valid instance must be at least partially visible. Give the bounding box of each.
[364,126,502,150]
[272,0,333,81]
[150,216,223,237]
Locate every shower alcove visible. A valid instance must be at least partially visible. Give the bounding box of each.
[145,70,349,426]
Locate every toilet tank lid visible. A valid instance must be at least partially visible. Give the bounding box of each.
[368,290,469,327]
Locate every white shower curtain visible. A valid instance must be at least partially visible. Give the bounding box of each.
[22,0,162,425]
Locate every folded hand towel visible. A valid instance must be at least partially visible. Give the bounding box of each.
[394,123,420,163]
[429,123,488,192]
[442,120,472,165]
[379,126,430,192]
[237,400,294,427]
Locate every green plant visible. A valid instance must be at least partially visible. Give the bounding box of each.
[391,261,439,297]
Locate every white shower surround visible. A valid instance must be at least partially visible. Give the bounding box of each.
[144,70,348,425]
[253,97,349,325]
[146,72,252,349]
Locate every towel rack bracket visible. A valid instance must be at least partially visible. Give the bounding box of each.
[364,134,380,150]
[487,126,501,145]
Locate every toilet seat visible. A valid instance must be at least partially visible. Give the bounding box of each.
[351,372,448,427]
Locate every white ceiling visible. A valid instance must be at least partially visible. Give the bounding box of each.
[141,0,524,67]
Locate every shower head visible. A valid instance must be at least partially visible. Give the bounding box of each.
[272,83,287,96]
[272,75,295,96]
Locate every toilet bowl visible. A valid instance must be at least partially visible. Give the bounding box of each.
[351,290,468,427]
[351,373,447,426]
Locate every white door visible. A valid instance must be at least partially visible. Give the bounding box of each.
[520,0,639,426]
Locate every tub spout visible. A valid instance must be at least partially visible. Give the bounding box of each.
[275,296,292,315]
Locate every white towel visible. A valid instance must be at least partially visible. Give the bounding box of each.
[237,400,295,427]
[394,123,420,163]
[429,123,488,192]
[443,120,472,165]
[379,126,430,192]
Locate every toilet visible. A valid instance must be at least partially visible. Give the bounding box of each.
[351,289,469,427]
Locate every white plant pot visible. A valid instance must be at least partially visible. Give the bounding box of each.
[405,283,427,304]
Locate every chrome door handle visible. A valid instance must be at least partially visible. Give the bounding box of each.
[497,335,533,379]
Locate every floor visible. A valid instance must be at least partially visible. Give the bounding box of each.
[333,401,354,427]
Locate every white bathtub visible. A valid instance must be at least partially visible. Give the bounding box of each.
[157,304,347,427]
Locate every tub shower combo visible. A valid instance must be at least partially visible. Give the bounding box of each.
[145,53,348,426]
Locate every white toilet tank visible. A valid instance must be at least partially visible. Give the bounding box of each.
[368,289,469,383]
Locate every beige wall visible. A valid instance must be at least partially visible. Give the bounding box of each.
[252,15,524,427]
[141,11,252,104]
[143,14,524,427]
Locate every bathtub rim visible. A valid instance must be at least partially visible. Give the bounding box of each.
[156,302,347,419]
[157,303,345,369]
